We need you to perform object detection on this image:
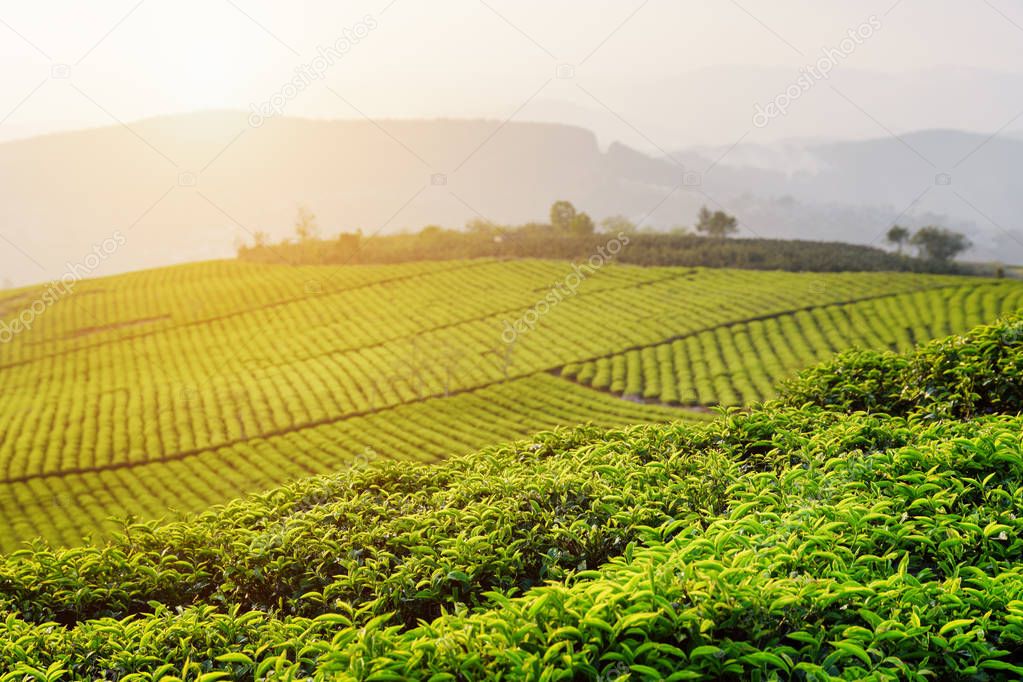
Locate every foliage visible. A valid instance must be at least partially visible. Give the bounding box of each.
[549,200,577,232]
[0,259,977,550]
[0,423,732,627]
[910,225,972,262]
[569,211,595,235]
[599,215,636,233]
[0,372,689,553]
[563,281,1023,406]
[694,206,738,237]
[237,225,982,274]
[886,224,910,253]
[3,317,1023,677]
[292,205,319,243]
[548,200,594,235]
[782,313,1023,419]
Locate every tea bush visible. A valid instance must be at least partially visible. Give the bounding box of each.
[0,259,986,551]
[783,312,1023,419]
[564,282,1023,406]
[3,316,1023,678]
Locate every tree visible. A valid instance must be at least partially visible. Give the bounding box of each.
[293,206,319,242]
[695,206,712,233]
[550,201,577,232]
[694,206,738,237]
[252,230,269,248]
[419,225,445,237]
[466,217,496,234]
[568,211,595,235]
[886,225,910,254]
[336,231,361,251]
[910,226,971,262]
[600,215,636,234]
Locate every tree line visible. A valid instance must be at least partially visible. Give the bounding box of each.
[237,201,982,275]
[885,224,971,262]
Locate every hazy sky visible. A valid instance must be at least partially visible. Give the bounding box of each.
[3,1,1023,288]
[3,0,1023,148]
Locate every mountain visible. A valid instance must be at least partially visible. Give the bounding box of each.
[2,113,1023,287]
[0,113,608,286]
[678,129,1023,259]
[517,67,1023,151]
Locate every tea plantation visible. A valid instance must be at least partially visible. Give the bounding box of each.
[3,259,1011,551]
[3,311,1023,678]
[562,281,1023,404]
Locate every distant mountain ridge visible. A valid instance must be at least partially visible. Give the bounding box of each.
[1,112,1021,286]
[672,129,1023,258]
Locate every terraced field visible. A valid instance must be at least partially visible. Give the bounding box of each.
[6,316,1023,679]
[0,258,1019,550]
[0,375,685,550]
[561,281,1023,405]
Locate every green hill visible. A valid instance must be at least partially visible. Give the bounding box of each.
[238,228,976,274]
[562,282,1023,404]
[3,314,1023,678]
[0,260,1019,551]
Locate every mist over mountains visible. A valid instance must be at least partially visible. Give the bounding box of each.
[522,66,1023,152]
[1,111,1021,287]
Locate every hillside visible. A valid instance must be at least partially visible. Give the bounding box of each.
[6,3,1023,678]
[240,228,975,274]
[562,280,1021,403]
[1,260,1021,552]
[3,314,1023,678]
